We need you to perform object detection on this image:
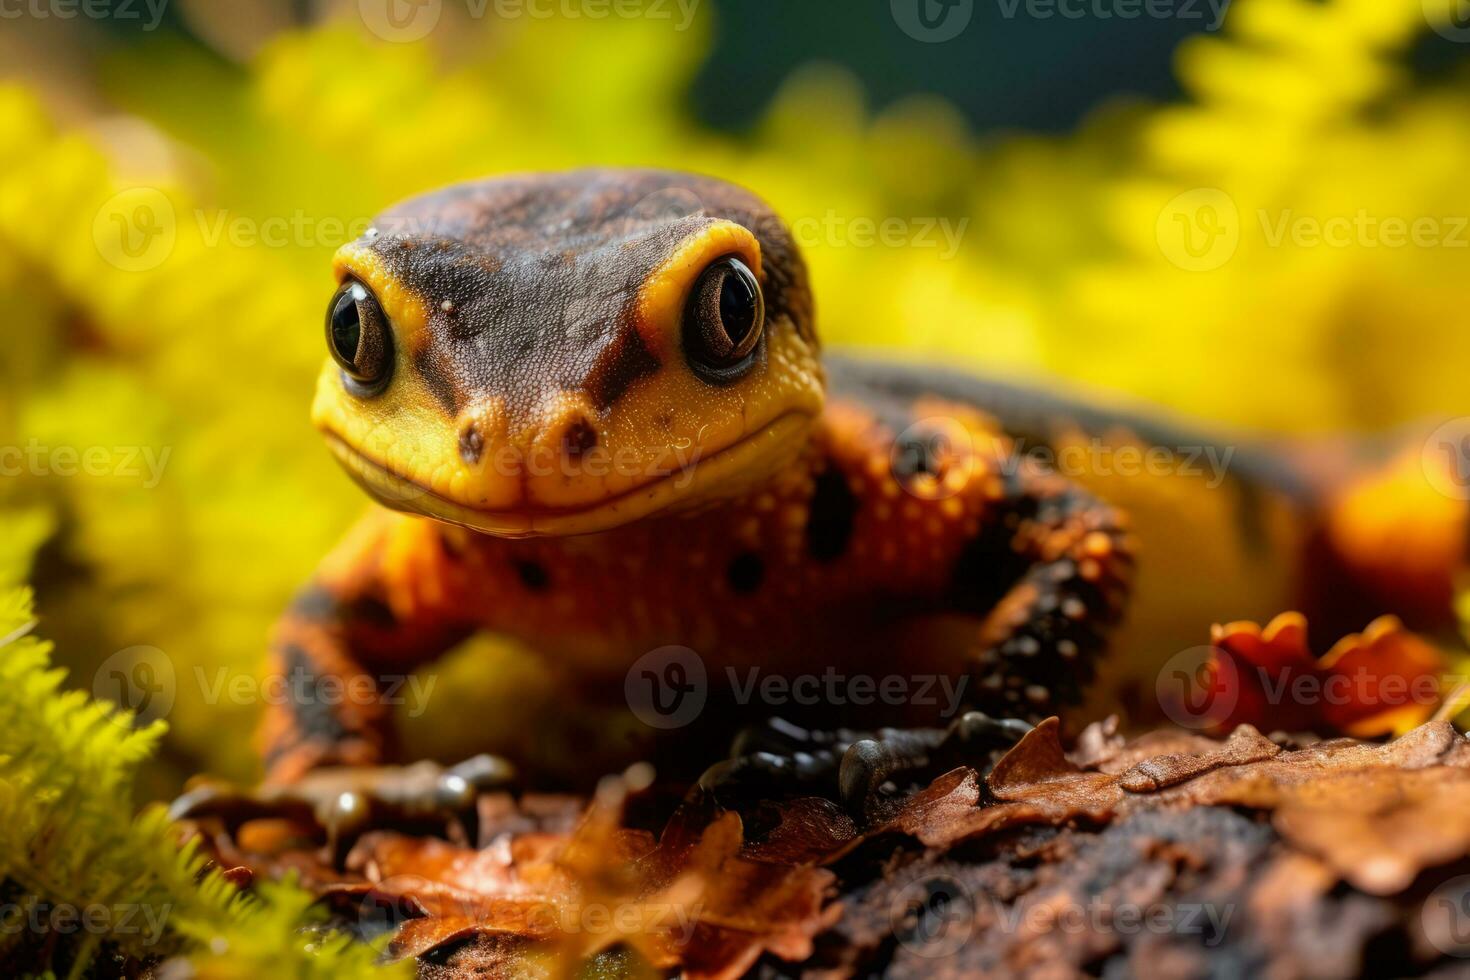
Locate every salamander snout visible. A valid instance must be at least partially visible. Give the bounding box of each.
[455,395,600,472]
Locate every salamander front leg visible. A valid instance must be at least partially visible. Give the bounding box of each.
[223,514,518,862]
[259,579,472,784]
[959,459,1133,720]
[694,713,1032,819]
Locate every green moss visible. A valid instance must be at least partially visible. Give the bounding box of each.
[0,587,408,979]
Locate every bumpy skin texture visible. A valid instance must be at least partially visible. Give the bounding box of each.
[263,169,1137,782]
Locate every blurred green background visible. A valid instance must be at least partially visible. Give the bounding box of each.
[4,0,1470,793]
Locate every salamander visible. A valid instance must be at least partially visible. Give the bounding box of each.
[258,168,1468,802]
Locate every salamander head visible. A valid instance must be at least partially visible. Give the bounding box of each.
[313,168,825,537]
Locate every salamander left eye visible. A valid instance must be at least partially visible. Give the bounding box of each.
[326,279,393,393]
[683,255,764,381]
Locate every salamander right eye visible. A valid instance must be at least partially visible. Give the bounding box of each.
[326,280,393,393]
[683,255,765,383]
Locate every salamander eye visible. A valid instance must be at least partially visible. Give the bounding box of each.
[683,255,765,382]
[326,280,393,392]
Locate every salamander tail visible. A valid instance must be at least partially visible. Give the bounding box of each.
[1314,426,1470,633]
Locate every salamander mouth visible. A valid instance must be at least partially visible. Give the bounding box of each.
[321,411,813,537]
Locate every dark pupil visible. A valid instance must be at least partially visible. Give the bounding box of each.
[718,268,758,345]
[331,288,363,365]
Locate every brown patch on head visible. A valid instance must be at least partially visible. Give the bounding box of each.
[583,319,660,409]
[355,169,813,422]
[316,168,826,536]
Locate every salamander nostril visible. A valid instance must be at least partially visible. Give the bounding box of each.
[459,424,485,465]
[561,419,598,457]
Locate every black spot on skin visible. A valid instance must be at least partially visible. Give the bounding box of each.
[459,423,485,465]
[287,589,396,630]
[951,519,1031,615]
[950,471,1034,613]
[280,644,352,744]
[806,466,857,562]
[727,552,765,594]
[514,560,550,593]
[346,595,398,630]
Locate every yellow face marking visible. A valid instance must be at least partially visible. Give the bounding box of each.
[313,218,824,537]
[633,220,762,361]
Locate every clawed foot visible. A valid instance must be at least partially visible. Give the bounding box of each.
[837,711,1032,810]
[694,717,851,800]
[695,712,1032,817]
[170,754,517,865]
